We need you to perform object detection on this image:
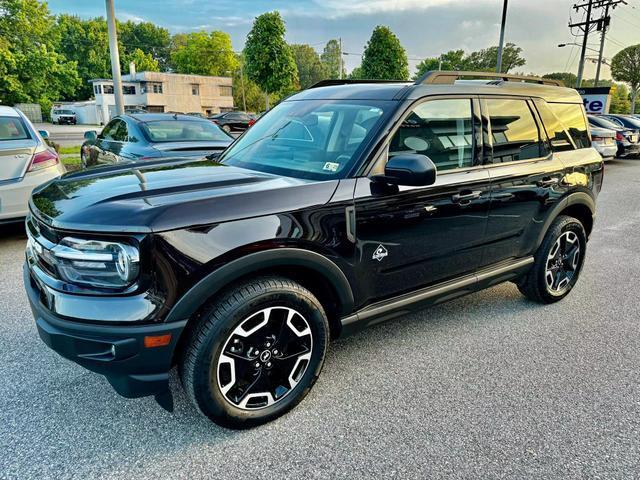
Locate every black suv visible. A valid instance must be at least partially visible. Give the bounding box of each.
[24,72,603,429]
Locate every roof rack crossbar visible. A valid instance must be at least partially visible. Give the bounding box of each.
[308,79,409,89]
[414,71,564,87]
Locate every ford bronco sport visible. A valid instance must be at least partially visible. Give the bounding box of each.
[24,71,603,429]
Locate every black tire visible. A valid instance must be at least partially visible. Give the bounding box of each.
[180,276,329,429]
[517,215,587,304]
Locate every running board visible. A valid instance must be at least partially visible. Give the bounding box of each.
[340,256,534,335]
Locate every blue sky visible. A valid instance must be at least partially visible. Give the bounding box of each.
[45,0,640,79]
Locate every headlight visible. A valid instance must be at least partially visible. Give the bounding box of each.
[51,237,140,289]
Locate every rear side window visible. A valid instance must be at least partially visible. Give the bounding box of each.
[389,98,474,171]
[486,98,547,162]
[534,100,574,152]
[0,116,30,140]
[548,103,590,149]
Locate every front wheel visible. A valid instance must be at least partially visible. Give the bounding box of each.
[517,215,587,304]
[180,277,329,429]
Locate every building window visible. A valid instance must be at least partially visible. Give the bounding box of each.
[153,83,163,94]
[123,85,136,95]
[219,86,232,97]
[103,84,114,94]
[93,84,102,95]
[191,84,200,96]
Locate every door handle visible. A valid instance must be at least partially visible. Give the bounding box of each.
[536,177,560,187]
[452,190,482,203]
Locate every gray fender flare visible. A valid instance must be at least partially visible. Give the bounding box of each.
[535,192,595,249]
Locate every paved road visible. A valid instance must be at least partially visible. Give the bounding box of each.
[35,122,102,147]
[1,160,639,479]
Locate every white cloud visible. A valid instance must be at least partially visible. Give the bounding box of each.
[119,12,146,24]
[307,0,492,18]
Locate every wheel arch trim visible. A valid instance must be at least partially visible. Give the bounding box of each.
[164,248,355,323]
[536,191,595,249]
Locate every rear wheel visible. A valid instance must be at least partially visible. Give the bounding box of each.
[180,277,329,429]
[517,215,587,303]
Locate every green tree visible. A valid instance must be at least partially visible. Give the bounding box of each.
[414,50,467,79]
[609,83,631,114]
[466,43,525,73]
[0,0,80,113]
[320,39,344,79]
[360,26,408,80]
[170,31,238,76]
[55,15,110,99]
[122,48,159,72]
[290,44,326,89]
[118,20,171,70]
[542,72,577,87]
[611,44,640,114]
[348,66,363,79]
[244,11,298,109]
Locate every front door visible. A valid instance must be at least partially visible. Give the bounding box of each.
[353,97,491,304]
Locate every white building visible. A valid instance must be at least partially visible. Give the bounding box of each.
[88,67,234,124]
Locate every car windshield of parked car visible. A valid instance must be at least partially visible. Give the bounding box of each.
[219,99,389,180]
[141,120,231,142]
[0,116,30,141]
[590,116,620,130]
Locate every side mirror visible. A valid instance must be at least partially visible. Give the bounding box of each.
[38,130,50,140]
[379,153,437,187]
[84,130,98,141]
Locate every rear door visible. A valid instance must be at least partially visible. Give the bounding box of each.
[354,96,491,302]
[480,96,566,265]
[0,116,36,181]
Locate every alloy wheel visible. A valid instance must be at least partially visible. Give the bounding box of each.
[545,230,581,295]
[216,306,313,410]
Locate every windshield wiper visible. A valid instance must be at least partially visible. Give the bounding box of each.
[221,120,293,163]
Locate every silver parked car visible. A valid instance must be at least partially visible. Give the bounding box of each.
[0,106,65,223]
[590,126,617,160]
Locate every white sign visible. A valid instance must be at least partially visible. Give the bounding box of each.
[577,87,611,115]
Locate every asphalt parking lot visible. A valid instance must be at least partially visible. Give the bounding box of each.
[1,159,639,479]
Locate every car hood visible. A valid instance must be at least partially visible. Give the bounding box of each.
[29,158,339,233]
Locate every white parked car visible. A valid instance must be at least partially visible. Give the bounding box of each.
[0,106,65,224]
[590,126,617,160]
[51,108,77,125]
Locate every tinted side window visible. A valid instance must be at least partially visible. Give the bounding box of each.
[389,98,474,171]
[101,120,120,140]
[548,103,590,149]
[534,99,574,152]
[487,99,546,162]
[112,121,129,142]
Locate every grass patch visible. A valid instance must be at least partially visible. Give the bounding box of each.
[59,145,81,155]
[62,156,80,166]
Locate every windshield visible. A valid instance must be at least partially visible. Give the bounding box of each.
[141,119,231,142]
[590,116,620,130]
[0,116,30,140]
[219,99,390,180]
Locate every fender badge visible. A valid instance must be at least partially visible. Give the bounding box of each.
[372,244,388,262]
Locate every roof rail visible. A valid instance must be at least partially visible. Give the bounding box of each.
[308,79,409,89]
[414,71,564,87]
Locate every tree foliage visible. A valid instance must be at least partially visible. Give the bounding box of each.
[244,11,298,103]
[123,48,159,73]
[542,72,578,87]
[118,20,171,70]
[170,31,238,76]
[413,43,526,79]
[290,44,326,89]
[320,39,344,79]
[611,45,640,113]
[360,26,408,80]
[0,0,80,112]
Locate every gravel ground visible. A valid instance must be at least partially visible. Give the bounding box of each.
[1,159,639,479]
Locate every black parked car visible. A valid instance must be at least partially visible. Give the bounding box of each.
[209,111,253,133]
[588,115,640,157]
[25,72,603,429]
[81,113,234,168]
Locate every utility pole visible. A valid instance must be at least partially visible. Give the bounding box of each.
[496,0,508,73]
[575,0,594,88]
[569,0,626,88]
[239,61,247,112]
[105,0,124,116]
[339,37,343,80]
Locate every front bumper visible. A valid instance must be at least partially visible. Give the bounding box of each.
[24,263,187,398]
